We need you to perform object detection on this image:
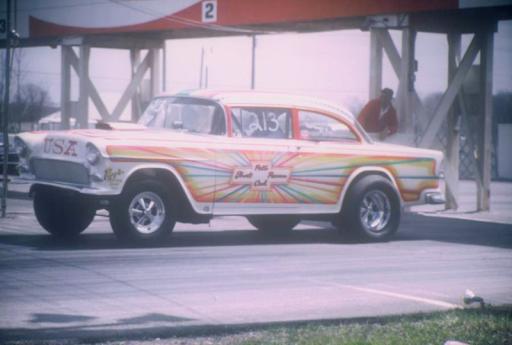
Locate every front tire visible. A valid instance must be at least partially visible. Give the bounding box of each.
[109,180,175,244]
[339,175,401,241]
[33,186,95,238]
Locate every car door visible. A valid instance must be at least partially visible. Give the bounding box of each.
[212,106,299,215]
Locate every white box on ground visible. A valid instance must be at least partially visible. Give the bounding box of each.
[498,124,512,179]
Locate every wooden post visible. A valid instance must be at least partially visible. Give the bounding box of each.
[60,46,71,129]
[150,47,161,100]
[477,26,494,211]
[445,33,461,210]
[78,45,90,129]
[398,28,415,133]
[369,28,383,100]
[130,49,141,121]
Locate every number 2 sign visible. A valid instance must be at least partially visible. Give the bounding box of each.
[202,1,217,23]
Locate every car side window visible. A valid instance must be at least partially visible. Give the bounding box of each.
[155,100,225,135]
[231,108,291,139]
[298,110,358,142]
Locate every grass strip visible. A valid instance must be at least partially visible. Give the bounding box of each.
[233,307,512,345]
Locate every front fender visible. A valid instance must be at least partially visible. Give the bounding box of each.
[119,163,213,215]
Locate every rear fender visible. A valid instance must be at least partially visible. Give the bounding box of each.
[338,166,401,212]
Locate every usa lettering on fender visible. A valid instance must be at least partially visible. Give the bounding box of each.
[43,138,78,157]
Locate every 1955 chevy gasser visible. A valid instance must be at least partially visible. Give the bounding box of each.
[14,90,444,243]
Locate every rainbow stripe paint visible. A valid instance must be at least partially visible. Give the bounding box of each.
[107,145,438,204]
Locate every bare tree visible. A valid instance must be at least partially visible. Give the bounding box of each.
[0,49,53,130]
[13,83,50,122]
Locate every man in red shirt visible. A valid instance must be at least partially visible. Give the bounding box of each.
[357,88,398,140]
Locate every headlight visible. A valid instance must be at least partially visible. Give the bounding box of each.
[14,137,30,158]
[86,143,101,165]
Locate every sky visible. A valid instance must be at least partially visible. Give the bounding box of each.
[11,20,512,120]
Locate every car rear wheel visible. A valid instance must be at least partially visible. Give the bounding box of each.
[109,180,175,244]
[339,175,401,241]
[33,186,95,238]
[246,215,300,236]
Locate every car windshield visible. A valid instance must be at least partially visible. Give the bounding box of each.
[138,97,226,135]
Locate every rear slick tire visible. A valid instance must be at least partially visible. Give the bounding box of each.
[339,175,401,242]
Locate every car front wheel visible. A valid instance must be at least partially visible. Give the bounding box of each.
[339,175,401,241]
[109,180,175,244]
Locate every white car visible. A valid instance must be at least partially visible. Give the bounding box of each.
[15,90,445,243]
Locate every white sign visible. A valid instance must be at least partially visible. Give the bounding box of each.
[202,0,217,23]
[231,162,291,191]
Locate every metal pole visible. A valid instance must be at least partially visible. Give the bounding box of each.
[251,35,256,90]
[2,0,12,218]
[199,47,204,88]
[162,42,166,92]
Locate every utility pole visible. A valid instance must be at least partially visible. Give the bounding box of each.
[1,0,12,218]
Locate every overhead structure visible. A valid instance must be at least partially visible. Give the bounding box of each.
[1,0,511,211]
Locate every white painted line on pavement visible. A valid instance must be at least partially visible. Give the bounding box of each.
[336,284,463,309]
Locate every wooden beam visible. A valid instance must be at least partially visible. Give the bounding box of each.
[376,29,401,76]
[444,33,461,210]
[376,29,424,134]
[68,48,111,121]
[369,28,383,100]
[83,35,163,50]
[77,45,90,129]
[477,28,494,211]
[111,49,151,120]
[88,79,112,122]
[60,46,71,129]
[419,33,481,147]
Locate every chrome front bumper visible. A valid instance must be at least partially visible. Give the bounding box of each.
[425,191,446,204]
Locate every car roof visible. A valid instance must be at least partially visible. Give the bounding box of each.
[158,89,356,123]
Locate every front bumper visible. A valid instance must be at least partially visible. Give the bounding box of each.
[16,177,120,196]
[425,191,446,204]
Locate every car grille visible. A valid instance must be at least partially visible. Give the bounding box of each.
[30,158,90,185]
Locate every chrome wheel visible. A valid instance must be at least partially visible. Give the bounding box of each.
[359,190,391,233]
[129,191,166,234]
